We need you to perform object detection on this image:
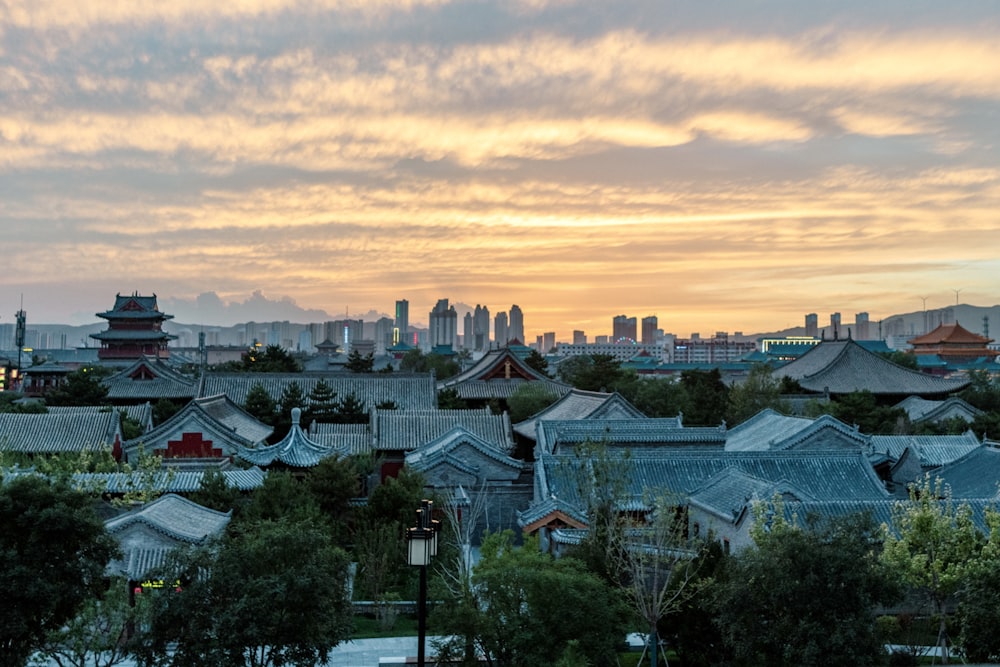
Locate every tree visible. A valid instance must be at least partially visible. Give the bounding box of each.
[138,520,352,667]
[345,349,375,373]
[437,388,467,409]
[44,366,112,406]
[332,392,367,424]
[399,349,460,379]
[506,383,559,423]
[878,350,919,370]
[243,344,301,372]
[725,363,789,426]
[243,382,276,426]
[0,477,118,666]
[151,398,184,426]
[236,470,326,528]
[882,475,982,664]
[832,390,907,434]
[189,467,246,516]
[715,507,898,667]
[524,349,550,377]
[679,369,728,426]
[305,455,364,545]
[307,379,338,424]
[276,380,306,432]
[557,354,629,392]
[619,376,688,419]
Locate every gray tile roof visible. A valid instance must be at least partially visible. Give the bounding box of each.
[917,444,1000,498]
[0,412,121,453]
[724,409,815,452]
[536,419,723,455]
[72,467,266,493]
[103,357,197,401]
[438,349,572,400]
[194,394,274,444]
[772,339,969,395]
[404,426,523,474]
[236,408,341,468]
[870,432,982,468]
[310,423,372,456]
[47,403,154,432]
[893,396,982,423]
[105,493,231,543]
[373,408,514,452]
[199,372,437,410]
[767,415,869,452]
[513,389,648,439]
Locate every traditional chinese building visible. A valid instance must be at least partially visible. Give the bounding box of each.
[908,322,994,363]
[91,293,177,361]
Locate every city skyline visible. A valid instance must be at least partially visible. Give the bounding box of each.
[3,2,1000,338]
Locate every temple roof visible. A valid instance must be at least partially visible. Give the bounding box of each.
[192,394,275,444]
[869,432,982,469]
[437,348,572,400]
[199,372,437,410]
[103,357,197,401]
[373,407,514,452]
[535,418,720,455]
[932,445,1000,499]
[77,467,265,493]
[47,403,154,432]
[513,389,647,440]
[310,423,371,455]
[724,408,815,452]
[910,322,993,346]
[236,408,341,467]
[0,411,121,453]
[404,426,523,474]
[123,395,271,456]
[105,493,231,544]
[96,293,173,321]
[91,329,176,341]
[771,339,969,395]
[893,396,982,424]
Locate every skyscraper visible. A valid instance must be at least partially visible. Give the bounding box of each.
[855,312,870,340]
[509,305,524,344]
[805,313,818,337]
[495,311,509,347]
[462,312,474,349]
[613,315,637,342]
[473,304,490,351]
[429,298,457,348]
[830,312,842,339]
[641,315,658,344]
[394,299,409,344]
[573,329,586,345]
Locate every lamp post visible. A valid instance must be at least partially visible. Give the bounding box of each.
[406,499,440,667]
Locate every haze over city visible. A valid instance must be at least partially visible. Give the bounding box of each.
[3,1,1000,338]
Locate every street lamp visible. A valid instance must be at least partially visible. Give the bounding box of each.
[407,499,440,667]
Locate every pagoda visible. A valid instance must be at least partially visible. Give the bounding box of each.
[909,322,994,363]
[91,292,177,361]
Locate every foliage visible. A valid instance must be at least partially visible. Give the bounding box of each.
[275,380,305,432]
[399,349,460,379]
[878,350,920,370]
[235,470,326,528]
[305,455,364,545]
[242,382,276,426]
[618,377,688,419]
[523,349,550,377]
[957,557,1000,662]
[332,392,368,424]
[0,392,46,413]
[44,366,112,406]
[664,540,733,667]
[679,368,728,426]
[345,349,375,373]
[437,387,467,409]
[189,467,246,515]
[714,510,898,667]
[111,446,173,507]
[119,411,144,441]
[151,398,184,426]
[38,578,147,667]
[364,467,427,528]
[0,477,118,667]
[138,519,352,667]
[242,343,302,372]
[882,474,981,663]
[506,382,559,423]
[832,390,907,434]
[306,379,338,423]
[725,363,789,426]
[557,354,631,392]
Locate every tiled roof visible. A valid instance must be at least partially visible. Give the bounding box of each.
[893,396,982,423]
[73,467,266,493]
[513,389,647,439]
[199,373,437,410]
[767,414,869,452]
[536,419,722,455]
[517,496,589,530]
[105,493,231,544]
[404,426,523,473]
[0,412,121,453]
[48,403,154,431]
[310,423,372,456]
[688,467,804,523]
[103,357,197,401]
[725,409,815,452]
[437,349,573,400]
[771,340,969,395]
[123,398,268,459]
[373,408,514,452]
[910,322,993,346]
[871,432,983,469]
[193,394,274,444]
[119,547,175,580]
[97,294,171,319]
[91,330,175,341]
[539,449,889,515]
[236,408,341,467]
[932,445,1000,499]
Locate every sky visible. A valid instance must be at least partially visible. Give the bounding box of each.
[3,0,1000,339]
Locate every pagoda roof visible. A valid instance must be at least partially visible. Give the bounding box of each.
[193,394,275,443]
[910,322,993,346]
[90,329,177,341]
[513,389,648,440]
[96,293,173,320]
[103,357,197,401]
[437,348,572,400]
[236,408,341,468]
[199,372,437,410]
[373,407,514,452]
[771,339,969,395]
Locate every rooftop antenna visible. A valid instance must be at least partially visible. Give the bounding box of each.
[952,288,962,307]
[919,296,928,311]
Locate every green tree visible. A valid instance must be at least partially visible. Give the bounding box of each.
[189,468,246,515]
[307,379,338,423]
[332,392,368,424]
[506,383,559,423]
[139,520,352,667]
[715,507,898,667]
[878,350,919,370]
[725,363,789,426]
[557,354,629,392]
[305,455,363,545]
[833,390,907,434]
[151,398,184,426]
[399,349,460,379]
[679,368,728,426]
[244,344,301,372]
[620,376,687,419]
[0,477,118,666]
[276,380,306,432]
[0,392,46,413]
[882,475,982,664]
[345,349,375,373]
[243,382,276,426]
[44,366,112,406]
[236,470,326,528]
[524,349,550,377]
[437,388,467,409]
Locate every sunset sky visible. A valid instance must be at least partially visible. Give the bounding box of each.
[3,0,999,339]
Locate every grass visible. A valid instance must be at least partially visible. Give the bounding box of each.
[351,613,419,639]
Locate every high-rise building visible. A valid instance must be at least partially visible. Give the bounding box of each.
[830,312,842,339]
[495,311,509,347]
[462,312,474,349]
[613,315,637,342]
[573,329,586,345]
[641,315,659,344]
[429,299,458,348]
[805,313,818,338]
[542,331,555,352]
[854,312,870,340]
[394,299,409,344]
[374,316,394,354]
[473,304,490,351]
[509,305,524,344]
